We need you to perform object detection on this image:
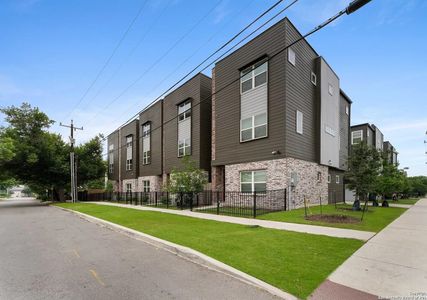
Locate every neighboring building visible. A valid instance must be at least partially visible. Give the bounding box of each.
[383,141,399,165]
[107,73,212,192]
[211,18,351,207]
[107,120,139,192]
[350,123,383,151]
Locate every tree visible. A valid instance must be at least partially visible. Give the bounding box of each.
[407,176,427,197]
[345,142,382,211]
[0,103,106,201]
[375,153,406,205]
[165,156,208,194]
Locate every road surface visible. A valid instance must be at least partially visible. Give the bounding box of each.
[0,198,278,300]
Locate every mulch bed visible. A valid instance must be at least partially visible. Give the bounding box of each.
[305,214,360,224]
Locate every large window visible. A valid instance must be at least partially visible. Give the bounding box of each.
[126,183,132,193]
[240,113,267,142]
[240,60,267,94]
[126,135,133,171]
[178,139,191,157]
[351,130,363,144]
[178,100,191,157]
[178,100,191,121]
[240,170,267,193]
[142,123,151,165]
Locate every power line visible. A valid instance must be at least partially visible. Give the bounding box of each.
[101,0,368,158]
[88,0,288,131]
[84,0,224,127]
[108,0,258,121]
[64,0,148,120]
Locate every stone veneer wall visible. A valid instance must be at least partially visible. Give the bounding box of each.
[137,176,162,192]
[122,179,138,192]
[224,157,328,209]
[110,180,120,192]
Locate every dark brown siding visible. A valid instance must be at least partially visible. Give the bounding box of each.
[139,100,163,176]
[162,73,212,174]
[212,19,289,166]
[107,130,119,180]
[339,92,351,170]
[284,20,319,163]
[120,120,139,180]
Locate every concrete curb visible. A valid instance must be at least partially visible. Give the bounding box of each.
[52,205,298,300]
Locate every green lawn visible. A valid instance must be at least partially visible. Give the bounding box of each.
[389,198,420,205]
[56,203,363,299]
[259,204,406,232]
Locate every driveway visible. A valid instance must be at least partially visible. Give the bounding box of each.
[0,198,278,300]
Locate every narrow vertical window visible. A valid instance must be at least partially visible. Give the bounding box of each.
[335,175,340,184]
[311,72,317,85]
[142,122,151,165]
[296,110,303,135]
[178,100,191,157]
[126,135,133,171]
[288,48,296,66]
[108,144,114,174]
[143,180,150,192]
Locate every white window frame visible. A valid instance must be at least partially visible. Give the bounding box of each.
[317,172,322,183]
[178,100,191,122]
[296,110,303,135]
[311,71,317,85]
[126,183,132,193]
[351,130,363,145]
[125,135,133,171]
[126,159,132,171]
[336,175,340,184]
[143,180,150,193]
[327,174,331,183]
[142,151,150,165]
[126,135,133,148]
[240,60,268,94]
[178,138,191,157]
[288,48,296,66]
[142,122,151,137]
[345,105,349,115]
[240,113,268,142]
[240,170,267,194]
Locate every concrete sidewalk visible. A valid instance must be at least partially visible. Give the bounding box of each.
[88,201,375,241]
[311,198,427,299]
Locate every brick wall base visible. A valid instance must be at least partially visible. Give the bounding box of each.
[137,176,162,192]
[224,157,328,209]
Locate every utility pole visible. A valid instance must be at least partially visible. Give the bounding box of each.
[60,120,83,203]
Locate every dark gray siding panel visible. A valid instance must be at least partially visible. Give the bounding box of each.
[339,93,350,170]
[199,74,212,173]
[163,73,211,174]
[120,120,139,180]
[139,100,163,176]
[212,19,289,166]
[284,21,319,163]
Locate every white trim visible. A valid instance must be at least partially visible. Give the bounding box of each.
[296,110,303,135]
[288,48,296,66]
[240,170,267,193]
[240,113,268,142]
[327,174,331,184]
[335,175,340,184]
[351,130,363,144]
[311,71,317,85]
[240,61,268,95]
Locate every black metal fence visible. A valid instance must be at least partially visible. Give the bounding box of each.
[79,189,288,218]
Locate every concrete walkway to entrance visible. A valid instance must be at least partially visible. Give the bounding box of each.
[311,198,427,299]
[88,201,375,241]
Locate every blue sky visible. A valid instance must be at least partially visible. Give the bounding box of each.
[0,0,426,176]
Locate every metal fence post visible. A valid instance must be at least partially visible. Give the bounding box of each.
[190,193,193,211]
[166,192,169,209]
[217,191,220,215]
[253,191,257,218]
[284,188,287,211]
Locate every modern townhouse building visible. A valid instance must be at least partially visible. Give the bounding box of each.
[107,119,139,192]
[107,73,212,192]
[211,17,351,207]
[138,100,163,192]
[383,141,398,165]
[350,123,384,151]
[162,73,212,183]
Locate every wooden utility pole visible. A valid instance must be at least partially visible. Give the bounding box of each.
[60,120,83,203]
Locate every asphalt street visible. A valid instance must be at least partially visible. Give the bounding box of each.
[0,198,278,300]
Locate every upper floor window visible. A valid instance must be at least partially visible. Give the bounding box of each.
[241,113,267,142]
[240,60,268,94]
[142,123,151,137]
[288,48,296,66]
[126,135,133,171]
[178,138,191,157]
[178,100,191,122]
[345,105,349,115]
[336,175,340,184]
[351,130,363,144]
[328,83,334,96]
[126,135,133,148]
[108,144,114,174]
[311,71,317,85]
[240,170,266,193]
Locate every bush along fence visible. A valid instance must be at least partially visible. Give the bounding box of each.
[78,189,288,218]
